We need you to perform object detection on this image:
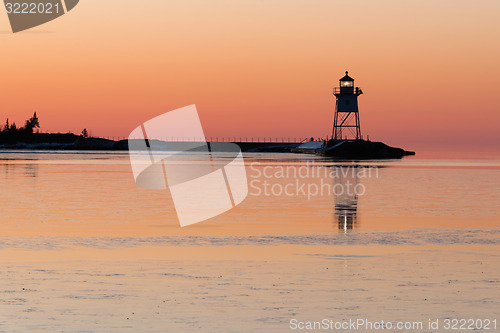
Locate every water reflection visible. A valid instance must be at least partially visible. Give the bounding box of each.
[25,163,38,178]
[333,166,360,232]
[2,163,9,177]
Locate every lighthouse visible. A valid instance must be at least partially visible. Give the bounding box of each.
[321,71,414,158]
[332,71,363,140]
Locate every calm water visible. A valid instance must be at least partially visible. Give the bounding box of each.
[1,150,499,332]
[1,150,499,238]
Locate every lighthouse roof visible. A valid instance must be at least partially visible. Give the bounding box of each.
[340,71,354,81]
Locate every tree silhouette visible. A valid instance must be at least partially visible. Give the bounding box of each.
[23,112,40,133]
[81,128,89,138]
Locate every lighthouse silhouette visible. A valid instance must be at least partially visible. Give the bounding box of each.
[332,71,363,140]
[321,71,414,158]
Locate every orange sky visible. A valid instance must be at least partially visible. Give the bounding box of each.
[0,0,499,152]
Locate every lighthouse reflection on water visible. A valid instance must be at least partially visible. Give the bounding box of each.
[333,166,360,232]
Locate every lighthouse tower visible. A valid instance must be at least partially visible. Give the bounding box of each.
[332,71,363,140]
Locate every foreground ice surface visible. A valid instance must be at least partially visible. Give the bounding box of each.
[0,244,499,333]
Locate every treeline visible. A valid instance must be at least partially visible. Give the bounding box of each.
[0,112,93,146]
[0,112,40,134]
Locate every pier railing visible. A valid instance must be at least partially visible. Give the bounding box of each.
[35,131,313,144]
[110,137,311,143]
